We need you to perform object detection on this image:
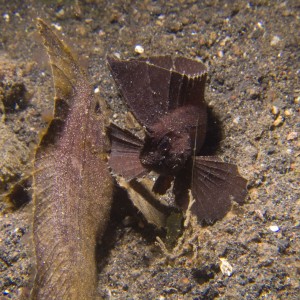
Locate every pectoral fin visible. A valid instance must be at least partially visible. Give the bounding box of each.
[190,156,247,223]
[108,123,148,180]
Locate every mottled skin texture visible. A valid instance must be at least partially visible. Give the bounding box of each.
[140,105,207,175]
[31,20,112,299]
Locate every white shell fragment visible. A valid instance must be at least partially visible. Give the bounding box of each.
[269,225,280,232]
[270,35,281,46]
[3,13,10,22]
[134,44,144,54]
[220,258,233,276]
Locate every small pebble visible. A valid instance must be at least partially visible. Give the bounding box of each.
[220,36,231,47]
[287,132,298,141]
[52,23,62,31]
[270,35,281,46]
[233,116,240,124]
[220,258,233,276]
[284,109,293,117]
[3,13,10,22]
[273,115,284,127]
[113,52,121,59]
[217,50,224,58]
[255,210,265,221]
[94,87,100,94]
[134,45,144,54]
[271,106,279,115]
[257,22,263,29]
[98,30,105,37]
[55,8,65,18]
[269,225,280,232]
[122,216,134,226]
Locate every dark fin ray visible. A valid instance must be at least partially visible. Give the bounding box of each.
[107,56,208,128]
[107,56,170,127]
[190,156,247,223]
[108,123,148,180]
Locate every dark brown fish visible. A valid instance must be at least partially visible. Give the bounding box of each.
[107,56,247,223]
[31,20,112,299]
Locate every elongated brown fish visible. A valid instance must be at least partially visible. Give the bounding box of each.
[107,56,247,223]
[31,20,112,299]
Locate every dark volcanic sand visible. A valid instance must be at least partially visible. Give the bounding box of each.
[0,0,299,299]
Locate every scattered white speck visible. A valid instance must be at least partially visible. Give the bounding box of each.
[233,116,240,124]
[269,225,280,232]
[208,100,215,107]
[134,44,144,54]
[257,22,263,29]
[113,113,118,119]
[14,227,20,233]
[56,8,65,18]
[85,18,93,24]
[220,258,233,276]
[113,52,121,59]
[217,50,224,58]
[52,23,62,31]
[98,29,105,37]
[3,13,10,22]
[270,35,281,46]
[94,87,100,94]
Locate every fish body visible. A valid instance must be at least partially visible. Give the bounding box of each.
[107,56,247,223]
[141,105,206,175]
[31,20,112,299]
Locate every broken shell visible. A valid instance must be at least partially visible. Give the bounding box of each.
[220,258,233,276]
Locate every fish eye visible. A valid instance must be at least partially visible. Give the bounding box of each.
[157,136,171,153]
